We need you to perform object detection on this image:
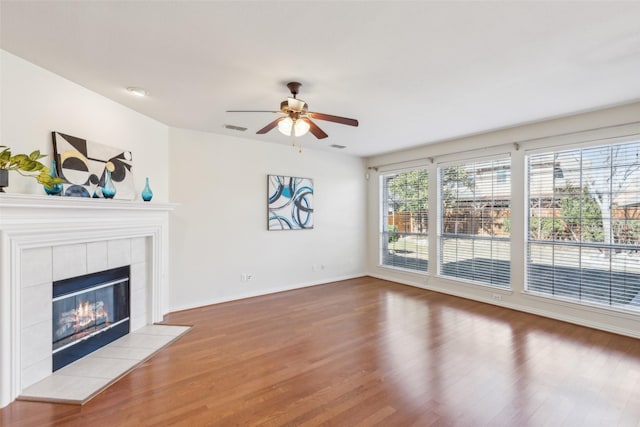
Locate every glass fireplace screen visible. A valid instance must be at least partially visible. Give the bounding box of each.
[52,266,130,371]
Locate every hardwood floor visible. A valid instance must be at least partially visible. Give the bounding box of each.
[2,276,640,426]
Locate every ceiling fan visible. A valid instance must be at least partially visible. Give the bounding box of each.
[226,82,358,139]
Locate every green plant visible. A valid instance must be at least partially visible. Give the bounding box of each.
[529,217,564,240]
[387,225,400,243]
[502,217,511,233]
[559,182,603,242]
[0,145,64,190]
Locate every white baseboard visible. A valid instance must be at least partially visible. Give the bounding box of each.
[167,273,366,314]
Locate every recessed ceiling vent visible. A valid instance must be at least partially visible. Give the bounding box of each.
[224,124,248,132]
[330,144,346,149]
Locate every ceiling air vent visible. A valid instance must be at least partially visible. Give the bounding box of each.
[224,124,248,132]
[330,144,346,149]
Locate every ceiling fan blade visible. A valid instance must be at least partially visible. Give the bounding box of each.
[303,118,328,139]
[308,112,358,127]
[226,110,280,113]
[256,117,284,134]
[307,113,358,126]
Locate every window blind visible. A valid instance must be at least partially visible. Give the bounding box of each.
[438,158,511,287]
[527,141,640,309]
[380,168,429,272]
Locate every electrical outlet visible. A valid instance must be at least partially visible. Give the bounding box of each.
[246,273,253,281]
[492,294,502,301]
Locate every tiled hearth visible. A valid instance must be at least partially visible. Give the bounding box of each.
[0,194,176,408]
[20,324,189,404]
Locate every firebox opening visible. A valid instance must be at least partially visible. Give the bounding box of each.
[52,266,130,371]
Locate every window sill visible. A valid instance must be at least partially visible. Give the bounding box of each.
[435,274,513,293]
[377,264,428,276]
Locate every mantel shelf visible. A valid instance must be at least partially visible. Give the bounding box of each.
[0,193,177,212]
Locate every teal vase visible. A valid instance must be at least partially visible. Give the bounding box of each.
[102,169,116,199]
[141,177,153,202]
[44,160,63,196]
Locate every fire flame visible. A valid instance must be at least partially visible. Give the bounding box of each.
[73,300,109,331]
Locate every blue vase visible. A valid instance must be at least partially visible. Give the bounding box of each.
[44,160,63,196]
[141,177,153,202]
[102,169,116,199]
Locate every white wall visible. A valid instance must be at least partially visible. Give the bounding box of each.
[0,50,169,200]
[168,127,367,311]
[1,48,367,319]
[366,102,640,338]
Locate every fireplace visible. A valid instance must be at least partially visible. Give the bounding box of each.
[0,194,175,408]
[52,266,131,371]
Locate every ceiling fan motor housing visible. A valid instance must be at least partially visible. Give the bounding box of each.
[280,99,308,114]
[286,81,302,97]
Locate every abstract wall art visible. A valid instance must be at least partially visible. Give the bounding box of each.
[52,132,135,199]
[268,175,314,230]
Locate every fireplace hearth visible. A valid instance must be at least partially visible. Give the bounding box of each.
[52,266,130,371]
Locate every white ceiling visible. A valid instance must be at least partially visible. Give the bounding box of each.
[2,1,640,157]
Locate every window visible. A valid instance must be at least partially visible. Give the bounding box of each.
[527,141,640,309]
[497,168,508,184]
[439,158,511,287]
[380,168,428,272]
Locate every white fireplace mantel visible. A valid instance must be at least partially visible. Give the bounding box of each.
[0,193,176,408]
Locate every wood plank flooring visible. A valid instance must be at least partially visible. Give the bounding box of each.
[2,276,640,426]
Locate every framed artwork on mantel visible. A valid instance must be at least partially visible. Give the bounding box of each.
[52,131,135,200]
[267,175,314,230]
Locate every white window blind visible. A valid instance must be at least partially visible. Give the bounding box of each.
[527,141,640,309]
[380,168,428,272]
[439,158,511,287]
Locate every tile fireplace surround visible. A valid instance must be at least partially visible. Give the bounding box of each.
[0,193,176,408]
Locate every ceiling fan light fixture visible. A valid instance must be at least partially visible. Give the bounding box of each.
[294,119,310,136]
[278,117,293,135]
[278,117,310,137]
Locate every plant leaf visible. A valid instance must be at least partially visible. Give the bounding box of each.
[29,150,43,161]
